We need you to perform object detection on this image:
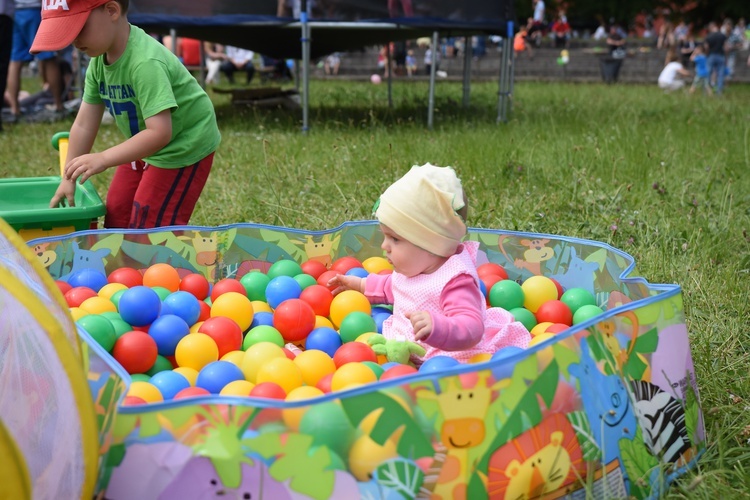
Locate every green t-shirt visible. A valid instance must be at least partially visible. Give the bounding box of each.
[83,25,221,168]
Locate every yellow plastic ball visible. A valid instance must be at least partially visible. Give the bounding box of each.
[282,386,325,431]
[348,434,398,482]
[331,362,377,392]
[530,321,554,337]
[521,276,558,313]
[362,256,393,274]
[329,290,371,328]
[528,332,555,368]
[189,321,204,334]
[250,300,273,313]
[98,282,127,300]
[211,292,254,331]
[241,342,286,383]
[175,333,219,371]
[315,315,334,329]
[293,349,336,387]
[220,350,246,368]
[69,307,89,321]
[469,352,492,364]
[219,379,255,397]
[355,332,377,344]
[127,381,163,403]
[80,296,117,314]
[256,357,304,394]
[173,366,199,386]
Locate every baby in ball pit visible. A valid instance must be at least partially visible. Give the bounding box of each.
[329,164,531,363]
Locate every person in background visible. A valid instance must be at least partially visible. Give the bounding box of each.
[178,37,201,67]
[220,45,255,85]
[657,52,690,91]
[36,0,221,229]
[0,0,13,132]
[514,25,534,59]
[324,52,340,76]
[704,21,727,95]
[405,49,416,76]
[551,14,571,48]
[203,42,226,84]
[424,43,440,75]
[689,45,711,95]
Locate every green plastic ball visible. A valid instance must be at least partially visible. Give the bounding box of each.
[572,304,604,325]
[151,286,171,301]
[77,314,117,352]
[561,287,597,314]
[299,401,356,459]
[294,273,318,290]
[240,271,271,301]
[338,311,377,343]
[268,260,304,280]
[489,280,525,310]
[509,307,538,331]
[146,355,173,375]
[243,325,285,349]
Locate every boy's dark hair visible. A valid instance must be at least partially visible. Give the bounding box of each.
[112,0,129,14]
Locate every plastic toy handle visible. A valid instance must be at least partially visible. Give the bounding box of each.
[51,131,70,178]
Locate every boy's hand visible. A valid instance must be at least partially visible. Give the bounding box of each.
[64,153,108,184]
[406,310,433,341]
[327,274,365,295]
[49,178,77,208]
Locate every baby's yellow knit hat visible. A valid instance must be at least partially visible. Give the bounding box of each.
[375,164,466,257]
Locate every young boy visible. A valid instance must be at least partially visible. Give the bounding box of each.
[33,0,221,229]
[689,45,711,95]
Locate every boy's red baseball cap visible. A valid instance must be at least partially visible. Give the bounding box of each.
[30,0,110,53]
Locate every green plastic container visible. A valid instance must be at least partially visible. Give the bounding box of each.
[0,176,105,240]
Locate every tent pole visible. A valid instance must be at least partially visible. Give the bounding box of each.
[198,39,206,88]
[386,43,393,109]
[462,35,471,108]
[427,30,438,130]
[300,1,310,133]
[497,21,514,123]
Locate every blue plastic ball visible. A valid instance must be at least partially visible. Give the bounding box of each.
[150,370,191,400]
[250,311,275,329]
[478,279,487,297]
[345,267,369,278]
[196,360,245,394]
[118,286,161,326]
[265,275,302,309]
[305,327,343,358]
[490,346,525,380]
[162,291,201,326]
[372,311,393,334]
[419,355,460,374]
[148,314,190,356]
[67,268,108,292]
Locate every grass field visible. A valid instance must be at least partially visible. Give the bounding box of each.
[2,79,749,497]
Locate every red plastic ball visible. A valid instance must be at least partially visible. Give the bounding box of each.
[545,323,570,334]
[535,300,573,326]
[301,260,328,280]
[108,267,143,288]
[332,342,377,368]
[210,278,246,302]
[64,286,98,308]
[380,364,418,381]
[112,331,158,374]
[132,324,150,332]
[315,373,334,393]
[330,256,363,275]
[299,284,334,317]
[174,387,212,399]
[317,270,340,292]
[250,381,287,399]
[55,280,72,296]
[550,278,564,299]
[180,273,210,300]
[273,298,316,342]
[122,395,148,406]
[198,316,243,358]
[197,300,211,322]
[282,347,297,360]
[477,263,508,281]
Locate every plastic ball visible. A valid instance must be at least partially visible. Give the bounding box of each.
[122,396,147,406]
[55,280,73,295]
[198,316,243,357]
[316,270,339,292]
[118,286,162,326]
[161,291,201,326]
[331,362,377,392]
[175,333,219,371]
[256,357,304,394]
[362,360,385,378]
[282,386,325,431]
[146,355,174,375]
[480,274,504,298]
[151,286,172,301]
[370,73,382,85]
[572,304,604,325]
[315,373,334,393]
[127,381,163,403]
[109,289,126,309]
[469,353,492,364]
[535,299,573,326]
[362,256,392,274]
[249,311,275,329]
[509,307,537,331]
[305,327,343,357]
[196,360,245,394]
[249,381,287,399]
[528,332,555,348]
[521,276,558,313]
[291,350,335,386]
[110,318,133,338]
[489,280,525,310]
[98,282,127,301]
[64,286,98,308]
[150,370,191,400]
[530,321,554,337]
[329,290,371,329]
[477,263,508,280]
[490,346,525,380]
[80,295,118,315]
[240,272,271,301]
[550,278,564,299]
[220,350,246,368]
[210,292,254,332]
[419,355,460,373]
[148,314,191,356]
[560,287,597,315]
[174,386,211,399]
[179,273,210,300]
[265,276,302,309]
[380,364,418,381]
[299,284,334,317]
[314,315,334,329]
[69,307,88,321]
[130,373,151,383]
[294,273,317,290]
[300,259,328,280]
[331,256,363,275]
[243,325,285,349]
[241,342,286,382]
[268,260,304,279]
[273,298,316,342]
[333,342,377,368]
[108,267,143,288]
[112,331,158,374]
[339,312,377,343]
[299,402,356,458]
[345,267,369,279]
[210,278,246,302]
[77,315,117,352]
[220,379,255,397]
[68,268,109,292]
[142,263,180,292]
[173,366,199,386]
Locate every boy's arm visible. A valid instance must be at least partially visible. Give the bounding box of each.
[49,101,104,207]
[64,110,173,185]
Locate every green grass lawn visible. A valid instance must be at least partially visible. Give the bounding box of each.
[2,79,749,497]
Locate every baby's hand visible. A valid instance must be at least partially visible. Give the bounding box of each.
[327,273,365,295]
[406,310,433,341]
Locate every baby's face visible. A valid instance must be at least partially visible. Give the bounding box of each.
[379,224,447,277]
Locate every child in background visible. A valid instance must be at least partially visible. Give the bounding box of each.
[405,49,417,76]
[329,164,531,362]
[36,0,221,229]
[689,45,711,95]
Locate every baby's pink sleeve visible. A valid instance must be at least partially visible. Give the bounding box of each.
[364,273,395,305]
[424,274,485,351]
